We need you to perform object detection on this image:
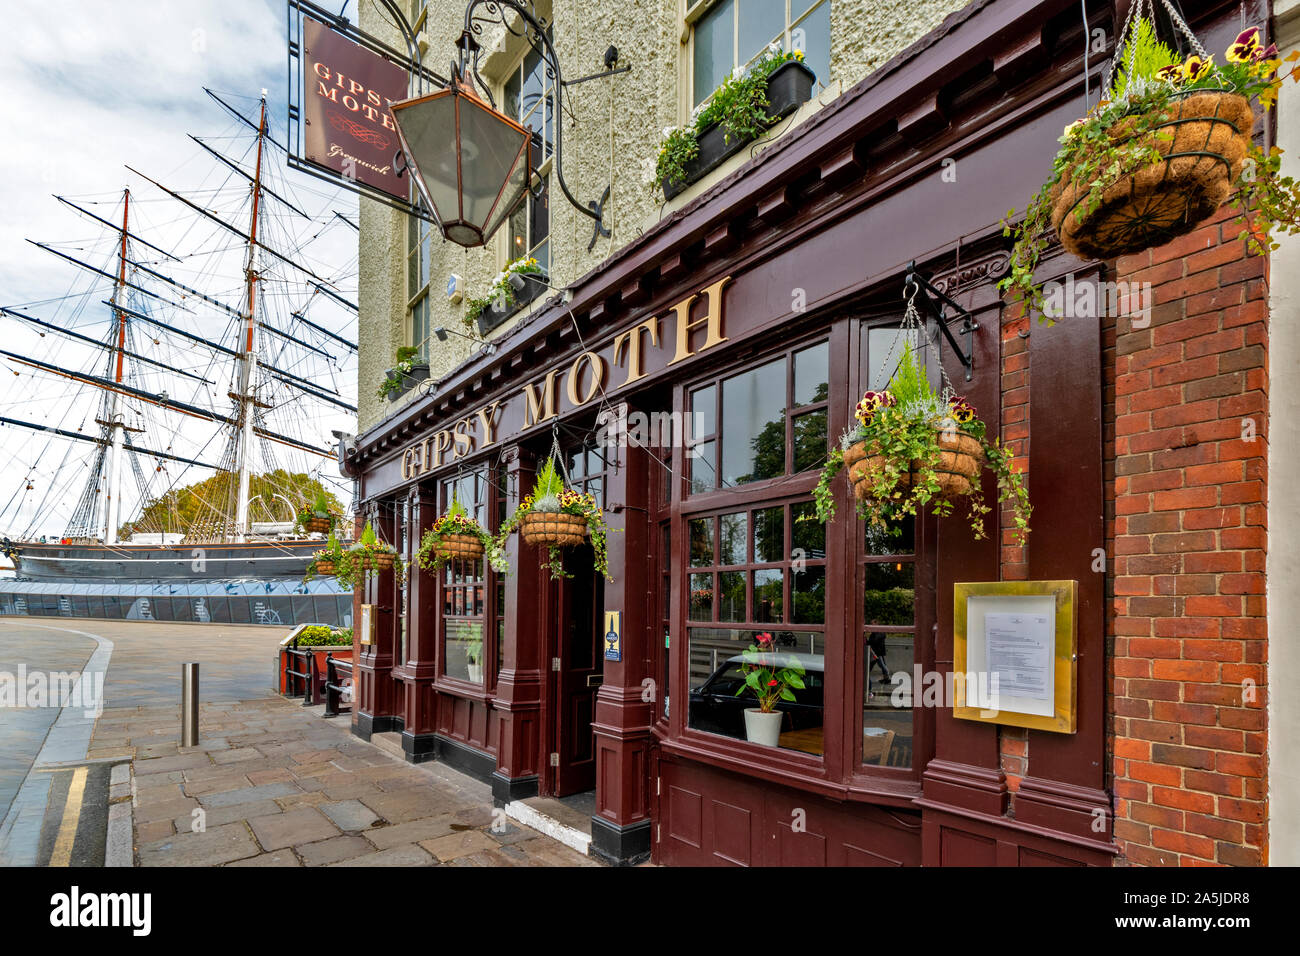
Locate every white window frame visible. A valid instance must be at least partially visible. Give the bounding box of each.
[685,0,829,109]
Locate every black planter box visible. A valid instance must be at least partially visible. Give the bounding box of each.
[476,272,549,336]
[662,61,815,200]
[385,362,429,402]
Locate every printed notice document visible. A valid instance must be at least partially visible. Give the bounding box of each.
[985,612,1053,701]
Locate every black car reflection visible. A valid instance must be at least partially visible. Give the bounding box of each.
[688,653,825,740]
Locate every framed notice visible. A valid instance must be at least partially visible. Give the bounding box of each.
[953,580,1077,733]
[359,604,376,646]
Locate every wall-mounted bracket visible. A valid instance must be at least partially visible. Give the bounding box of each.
[904,261,977,382]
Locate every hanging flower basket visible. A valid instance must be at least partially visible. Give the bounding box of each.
[814,342,1031,544]
[1000,8,1300,316]
[1048,90,1252,260]
[293,490,339,536]
[520,512,588,548]
[498,457,610,580]
[302,515,334,535]
[334,521,405,590]
[416,501,508,575]
[304,531,345,583]
[844,428,984,501]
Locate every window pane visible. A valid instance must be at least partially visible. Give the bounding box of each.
[753,506,783,563]
[791,0,831,89]
[864,516,915,555]
[793,341,829,405]
[689,440,716,494]
[753,568,784,623]
[691,384,716,437]
[738,0,785,67]
[531,173,549,256]
[864,631,913,767]
[718,511,747,565]
[689,573,714,621]
[867,326,923,391]
[689,517,714,567]
[792,564,825,624]
[792,408,827,473]
[446,619,484,683]
[688,627,825,756]
[792,501,824,559]
[509,201,527,263]
[718,571,745,622]
[721,358,786,486]
[863,561,915,626]
[693,0,734,105]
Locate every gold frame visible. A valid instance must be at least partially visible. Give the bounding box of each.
[953,580,1077,733]
[359,604,376,646]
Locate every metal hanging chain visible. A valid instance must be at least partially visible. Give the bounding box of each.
[548,422,574,488]
[1103,0,1210,97]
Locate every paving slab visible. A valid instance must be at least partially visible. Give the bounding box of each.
[248,807,340,850]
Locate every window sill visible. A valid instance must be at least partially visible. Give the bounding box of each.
[433,676,493,703]
[653,727,922,808]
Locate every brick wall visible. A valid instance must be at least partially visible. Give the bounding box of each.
[1000,305,1031,795]
[1107,206,1270,866]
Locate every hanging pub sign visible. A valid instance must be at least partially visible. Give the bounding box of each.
[300,17,410,200]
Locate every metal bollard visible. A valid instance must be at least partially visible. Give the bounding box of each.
[181,662,199,747]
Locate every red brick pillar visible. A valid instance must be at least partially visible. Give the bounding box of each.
[1109,208,1269,866]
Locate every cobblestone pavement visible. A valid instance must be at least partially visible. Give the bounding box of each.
[96,697,600,867]
[0,619,599,867]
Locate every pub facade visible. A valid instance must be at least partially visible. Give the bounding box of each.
[345,0,1282,866]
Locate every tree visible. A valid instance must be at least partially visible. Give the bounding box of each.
[118,469,342,539]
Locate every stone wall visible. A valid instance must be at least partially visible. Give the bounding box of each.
[356,0,971,432]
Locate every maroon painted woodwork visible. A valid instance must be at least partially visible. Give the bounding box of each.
[491,447,544,787]
[347,0,1263,865]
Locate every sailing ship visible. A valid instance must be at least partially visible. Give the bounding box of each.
[0,90,359,626]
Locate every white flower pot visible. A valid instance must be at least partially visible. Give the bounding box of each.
[467,662,483,683]
[743,708,783,747]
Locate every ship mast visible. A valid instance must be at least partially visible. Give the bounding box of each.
[231,96,267,543]
[103,187,130,545]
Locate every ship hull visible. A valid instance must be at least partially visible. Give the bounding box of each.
[4,540,322,581]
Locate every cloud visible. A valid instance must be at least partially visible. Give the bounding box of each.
[0,0,359,540]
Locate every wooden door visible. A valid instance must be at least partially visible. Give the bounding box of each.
[551,543,603,796]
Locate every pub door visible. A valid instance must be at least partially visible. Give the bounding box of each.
[546,542,604,797]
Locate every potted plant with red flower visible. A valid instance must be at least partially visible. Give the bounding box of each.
[733,632,806,746]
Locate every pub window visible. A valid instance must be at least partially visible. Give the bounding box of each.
[862,518,915,769]
[407,211,433,360]
[685,498,827,755]
[854,320,930,771]
[441,468,492,685]
[690,0,830,108]
[687,340,828,494]
[503,28,554,276]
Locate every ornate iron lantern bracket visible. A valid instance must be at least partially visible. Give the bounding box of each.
[455,0,626,250]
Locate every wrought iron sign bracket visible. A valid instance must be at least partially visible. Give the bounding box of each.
[904,261,977,382]
[457,0,628,247]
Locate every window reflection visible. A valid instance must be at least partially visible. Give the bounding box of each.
[687,628,825,755]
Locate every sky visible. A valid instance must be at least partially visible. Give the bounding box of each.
[0,0,360,542]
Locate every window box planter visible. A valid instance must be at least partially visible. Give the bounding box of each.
[662,60,815,200]
[476,272,549,336]
[384,362,429,402]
